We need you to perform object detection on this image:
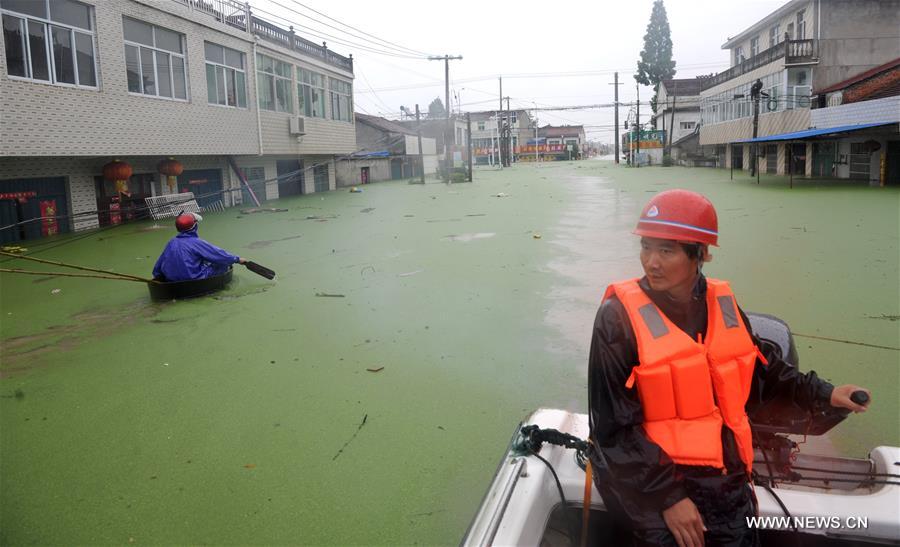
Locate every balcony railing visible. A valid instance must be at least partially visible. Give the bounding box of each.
[171,0,353,72]
[700,39,817,91]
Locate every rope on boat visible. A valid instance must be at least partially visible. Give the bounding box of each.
[0,251,153,283]
[0,268,149,283]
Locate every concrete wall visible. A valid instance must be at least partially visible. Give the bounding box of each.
[726,0,814,62]
[811,96,900,128]
[334,158,390,187]
[700,108,810,146]
[815,0,900,91]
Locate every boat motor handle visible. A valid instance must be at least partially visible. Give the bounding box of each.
[850,390,869,406]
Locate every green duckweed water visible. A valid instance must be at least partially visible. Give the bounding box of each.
[1,161,897,545]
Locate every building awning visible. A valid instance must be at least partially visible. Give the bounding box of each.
[350,151,391,158]
[733,122,895,143]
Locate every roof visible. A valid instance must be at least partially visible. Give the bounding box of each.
[355,113,416,135]
[721,0,806,49]
[672,130,700,147]
[815,57,900,95]
[733,122,895,143]
[661,78,702,96]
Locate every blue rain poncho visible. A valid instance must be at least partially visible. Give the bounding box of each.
[152,227,240,282]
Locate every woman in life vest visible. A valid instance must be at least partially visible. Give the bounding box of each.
[587,189,870,547]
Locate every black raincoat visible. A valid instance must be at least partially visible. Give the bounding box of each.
[587,275,835,543]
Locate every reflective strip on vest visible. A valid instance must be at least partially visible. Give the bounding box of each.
[638,303,669,339]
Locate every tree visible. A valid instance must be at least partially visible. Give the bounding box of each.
[635,0,676,121]
[427,97,446,119]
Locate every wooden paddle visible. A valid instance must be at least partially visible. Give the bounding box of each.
[243,261,276,280]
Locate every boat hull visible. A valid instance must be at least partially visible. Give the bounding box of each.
[148,267,233,301]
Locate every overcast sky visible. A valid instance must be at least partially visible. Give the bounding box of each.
[254,0,788,143]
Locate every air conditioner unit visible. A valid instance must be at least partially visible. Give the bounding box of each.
[289,117,306,136]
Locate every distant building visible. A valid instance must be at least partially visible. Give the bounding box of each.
[341,113,437,185]
[697,0,900,178]
[652,79,705,165]
[538,125,586,160]
[468,109,534,165]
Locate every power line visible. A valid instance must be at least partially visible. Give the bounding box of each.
[271,0,433,57]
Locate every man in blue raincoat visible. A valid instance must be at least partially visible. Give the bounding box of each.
[152,212,245,281]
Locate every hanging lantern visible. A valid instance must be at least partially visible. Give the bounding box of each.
[103,160,133,197]
[157,157,183,193]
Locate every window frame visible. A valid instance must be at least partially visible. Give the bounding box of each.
[122,17,188,101]
[297,66,326,118]
[256,53,293,113]
[204,41,247,109]
[328,77,352,123]
[769,24,780,48]
[2,0,98,89]
[749,36,759,57]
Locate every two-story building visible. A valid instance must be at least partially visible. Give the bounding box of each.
[652,78,704,164]
[0,0,356,243]
[698,0,900,177]
[539,125,586,160]
[336,113,437,186]
[468,109,534,165]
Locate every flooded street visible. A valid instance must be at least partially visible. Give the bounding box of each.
[1,161,898,545]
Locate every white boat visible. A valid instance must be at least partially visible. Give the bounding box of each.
[462,315,900,546]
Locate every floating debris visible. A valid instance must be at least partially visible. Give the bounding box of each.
[366,366,384,373]
[494,192,510,198]
[398,269,423,277]
[361,208,375,213]
[241,208,288,214]
[243,463,256,469]
[1,245,27,253]
[532,233,542,239]
[315,292,345,297]
[332,414,368,461]
[50,288,61,295]
[350,187,362,193]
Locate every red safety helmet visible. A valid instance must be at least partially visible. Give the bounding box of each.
[175,212,202,232]
[634,189,719,246]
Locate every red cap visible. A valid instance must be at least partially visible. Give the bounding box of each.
[634,189,719,246]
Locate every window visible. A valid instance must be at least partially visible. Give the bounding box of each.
[786,22,794,40]
[2,0,97,87]
[769,24,780,48]
[511,112,517,125]
[733,46,744,65]
[256,53,292,112]
[680,121,696,130]
[477,121,485,131]
[123,17,186,99]
[749,36,759,57]
[297,67,325,118]
[329,77,352,122]
[796,10,806,40]
[204,42,246,108]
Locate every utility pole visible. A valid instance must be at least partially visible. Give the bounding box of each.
[466,112,473,182]
[750,78,763,179]
[610,72,622,164]
[429,55,463,182]
[505,96,512,166]
[635,82,641,168]
[415,104,425,183]
[498,77,503,169]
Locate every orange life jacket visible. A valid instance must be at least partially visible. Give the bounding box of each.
[603,278,763,474]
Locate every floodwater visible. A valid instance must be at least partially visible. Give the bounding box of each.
[1,161,897,545]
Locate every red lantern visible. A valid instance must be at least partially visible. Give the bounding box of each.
[158,157,183,193]
[103,160,133,197]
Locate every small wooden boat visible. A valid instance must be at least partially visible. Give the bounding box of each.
[148,267,233,301]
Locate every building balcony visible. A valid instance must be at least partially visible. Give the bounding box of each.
[700,39,817,91]
[171,0,353,72]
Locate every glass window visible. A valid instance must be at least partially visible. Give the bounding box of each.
[2,0,46,18]
[27,19,49,80]
[477,121,485,131]
[123,17,152,46]
[750,36,759,57]
[3,0,96,87]
[125,44,140,92]
[51,25,75,84]
[123,17,186,99]
[298,67,325,118]
[205,42,246,108]
[257,53,292,112]
[329,77,352,122]
[769,24,780,48]
[2,15,27,77]
[49,0,91,30]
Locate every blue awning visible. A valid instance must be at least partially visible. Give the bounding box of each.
[350,151,391,158]
[733,122,895,143]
